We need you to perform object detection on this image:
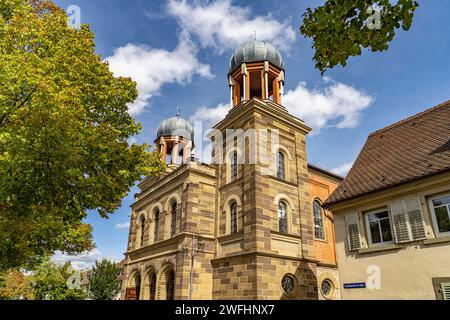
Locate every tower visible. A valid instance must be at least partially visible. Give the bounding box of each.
[228,41,285,106]
[211,40,319,299]
[156,113,194,166]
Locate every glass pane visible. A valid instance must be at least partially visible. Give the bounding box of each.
[433,196,450,207]
[368,211,388,221]
[171,203,177,237]
[321,280,332,296]
[154,212,159,241]
[282,276,294,294]
[315,225,324,240]
[279,218,287,233]
[434,206,450,233]
[277,152,285,180]
[166,271,175,300]
[231,203,238,234]
[369,221,381,243]
[278,203,286,219]
[379,218,393,242]
[278,202,287,233]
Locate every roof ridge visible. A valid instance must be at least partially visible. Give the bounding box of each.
[370,99,450,136]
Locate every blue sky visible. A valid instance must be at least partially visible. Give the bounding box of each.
[51,0,450,268]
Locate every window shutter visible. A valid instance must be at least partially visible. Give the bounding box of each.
[345,212,361,251]
[404,196,427,241]
[390,200,411,243]
[390,196,427,243]
[441,283,450,300]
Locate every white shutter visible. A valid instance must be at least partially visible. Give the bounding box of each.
[390,196,427,243]
[390,200,411,243]
[404,196,427,241]
[345,212,361,251]
[441,283,450,300]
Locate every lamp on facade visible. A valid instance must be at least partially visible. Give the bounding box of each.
[182,235,205,300]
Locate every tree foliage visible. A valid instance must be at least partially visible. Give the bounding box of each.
[88,259,121,300]
[0,269,34,300]
[30,259,86,300]
[300,0,419,73]
[0,0,165,271]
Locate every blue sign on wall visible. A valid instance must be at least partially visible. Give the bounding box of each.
[343,283,366,289]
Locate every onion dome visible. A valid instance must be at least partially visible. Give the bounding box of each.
[229,40,284,73]
[156,116,194,142]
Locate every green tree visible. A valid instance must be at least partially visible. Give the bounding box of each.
[31,259,87,300]
[0,0,165,270]
[300,0,419,74]
[88,259,121,300]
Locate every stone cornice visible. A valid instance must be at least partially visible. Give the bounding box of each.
[132,163,216,210]
[211,249,320,264]
[213,98,312,135]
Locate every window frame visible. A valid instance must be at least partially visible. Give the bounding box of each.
[276,151,285,180]
[313,199,326,241]
[230,151,238,182]
[364,208,394,247]
[154,210,160,243]
[139,215,146,248]
[170,202,177,238]
[281,274,297,298]
[320,279,335,300]
[166,270,175,300]
[278,201,288,234]
[428,193,450,238]
[230,201,238,234]
[149,273,157,301]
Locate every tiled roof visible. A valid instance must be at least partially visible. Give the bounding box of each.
[325,100,450,206]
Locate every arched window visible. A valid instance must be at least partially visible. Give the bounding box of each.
[278,201,288,234]
[276,151,285,180]
[134,273,141,301]
[231,151,238,181]
[149,273,156,301]
[139,216,145,247]
[230,202,238,234]
[313,199,325,240]
[166,270,175,300]
[154,210,160,242]
[170,202,177,238]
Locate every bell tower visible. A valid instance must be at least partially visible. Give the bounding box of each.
[228,41,285,107]
[212,40,318,300]
[155,111,194,166]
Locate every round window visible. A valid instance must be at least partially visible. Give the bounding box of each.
[281,275,296,296]
[321,279,334,299]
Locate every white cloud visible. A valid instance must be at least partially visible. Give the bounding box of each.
[52,249,118,270]
[167,0,296,53]
[189,103,231,164]
[189,103,230,128]
[190,79,373,135]
[106,32,212,115]
[284,78,374,133]
[331,161,354,177]
[115,222,130,229]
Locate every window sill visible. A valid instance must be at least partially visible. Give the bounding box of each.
[268,175,298,187]
[271,231,302,241]
[314,237,329,244]
[423,236,450,246]
[217,232,243,244]
[219,177,243,190]
[358,244,401,254]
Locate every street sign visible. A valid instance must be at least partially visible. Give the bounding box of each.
[343,283,366,289]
